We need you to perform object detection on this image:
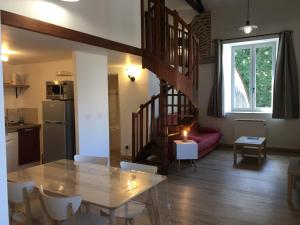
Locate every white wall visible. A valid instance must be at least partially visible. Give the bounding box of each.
[148,71,160,97]
[3,59,74,121]
[108,66,152,156]
[177,9,198,24]
[0,22,9,225]
[197,0,300,150]
[0,0,141,47]
[73,51,110,158]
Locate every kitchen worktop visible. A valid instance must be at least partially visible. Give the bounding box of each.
[6,123,41,133]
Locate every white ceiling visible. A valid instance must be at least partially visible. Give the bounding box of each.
[1,25,141,66]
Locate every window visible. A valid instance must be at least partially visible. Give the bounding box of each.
[223,38,279,113]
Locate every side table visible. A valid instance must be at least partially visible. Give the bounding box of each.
[174,140,198,171]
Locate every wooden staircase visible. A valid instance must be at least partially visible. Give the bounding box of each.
[132,0,200,174]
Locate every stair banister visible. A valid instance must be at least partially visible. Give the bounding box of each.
[173,10,179,74]
[132,112,137,161]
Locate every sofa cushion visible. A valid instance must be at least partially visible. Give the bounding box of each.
[167,114,178,125]
[188,132,221,150]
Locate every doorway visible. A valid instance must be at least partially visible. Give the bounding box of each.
[108,74,121,166]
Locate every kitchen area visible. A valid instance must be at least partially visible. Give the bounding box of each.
[4,73,76,172]
[2,25,76,172]
[2,23,132,173]
[5,108,41,172]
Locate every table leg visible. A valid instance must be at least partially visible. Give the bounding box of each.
[193,160,197,171]
[234,144,237,167]
[128,219,134,225]
[146,191,156,225]
[149,187,162,225]
[263,142,267,159]
[109,208,116,225]
[86,203,91,213]
[258,146,262,164]
[288,174,292,202]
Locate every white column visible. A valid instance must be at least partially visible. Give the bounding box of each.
[0,16,10,224]
[73,51,110,158]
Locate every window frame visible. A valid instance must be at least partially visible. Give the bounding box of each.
[230,40,277,113]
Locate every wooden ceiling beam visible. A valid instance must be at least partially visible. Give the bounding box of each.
[184,0,205,14]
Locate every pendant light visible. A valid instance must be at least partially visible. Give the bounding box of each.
[239,0,258,34]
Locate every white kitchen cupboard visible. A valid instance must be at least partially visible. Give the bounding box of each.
[6,132,18,172]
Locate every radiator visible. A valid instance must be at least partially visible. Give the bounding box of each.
[234,119,267,139]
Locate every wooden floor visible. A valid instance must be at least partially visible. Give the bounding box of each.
[159,148,300,225]
[13,148,300,225]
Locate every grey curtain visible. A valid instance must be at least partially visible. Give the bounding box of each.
[207,39,223,117]
[273,31,299,119]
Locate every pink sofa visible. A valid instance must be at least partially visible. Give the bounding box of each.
[188,123,222,158]
[169,122,221,159]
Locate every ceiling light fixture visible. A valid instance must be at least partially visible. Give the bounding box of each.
[239,0,258,34]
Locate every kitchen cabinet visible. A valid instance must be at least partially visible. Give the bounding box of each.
[18,126,40,165]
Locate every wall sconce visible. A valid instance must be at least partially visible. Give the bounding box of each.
[128,74,136,82]
[126,65,141,82]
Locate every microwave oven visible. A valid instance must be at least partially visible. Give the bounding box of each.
[46,81,74,100]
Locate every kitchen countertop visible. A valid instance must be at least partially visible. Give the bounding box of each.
[6,124,41,133]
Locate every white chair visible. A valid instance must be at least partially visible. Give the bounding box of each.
[102,162,158,225]
[74,154,108,166]
[8,181,43,225]
[39,187,108,225]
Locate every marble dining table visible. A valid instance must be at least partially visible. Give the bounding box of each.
[7,159,167,225]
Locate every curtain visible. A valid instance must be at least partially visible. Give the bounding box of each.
[273,31,299,119]
[207,39,223,117]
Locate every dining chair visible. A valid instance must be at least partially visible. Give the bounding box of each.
[74,154,108,166]
[8,181,43,225]
[102,161,158,225]
[39,187,108,225]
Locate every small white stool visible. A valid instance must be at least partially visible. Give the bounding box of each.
[174,140,198,171]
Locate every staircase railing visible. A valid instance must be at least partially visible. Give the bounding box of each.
[132,93,159,162]
[141,0,199,99]
[132,86,197,162]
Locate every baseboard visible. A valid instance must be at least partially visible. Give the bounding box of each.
[120,154,132,161]
[217,143,300,155]
[266,147,300,155]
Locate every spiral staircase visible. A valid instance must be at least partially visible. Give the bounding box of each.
[131,0,200,174]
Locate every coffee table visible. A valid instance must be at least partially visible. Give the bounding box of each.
[234,136,266,167]
[288,159,300,202]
